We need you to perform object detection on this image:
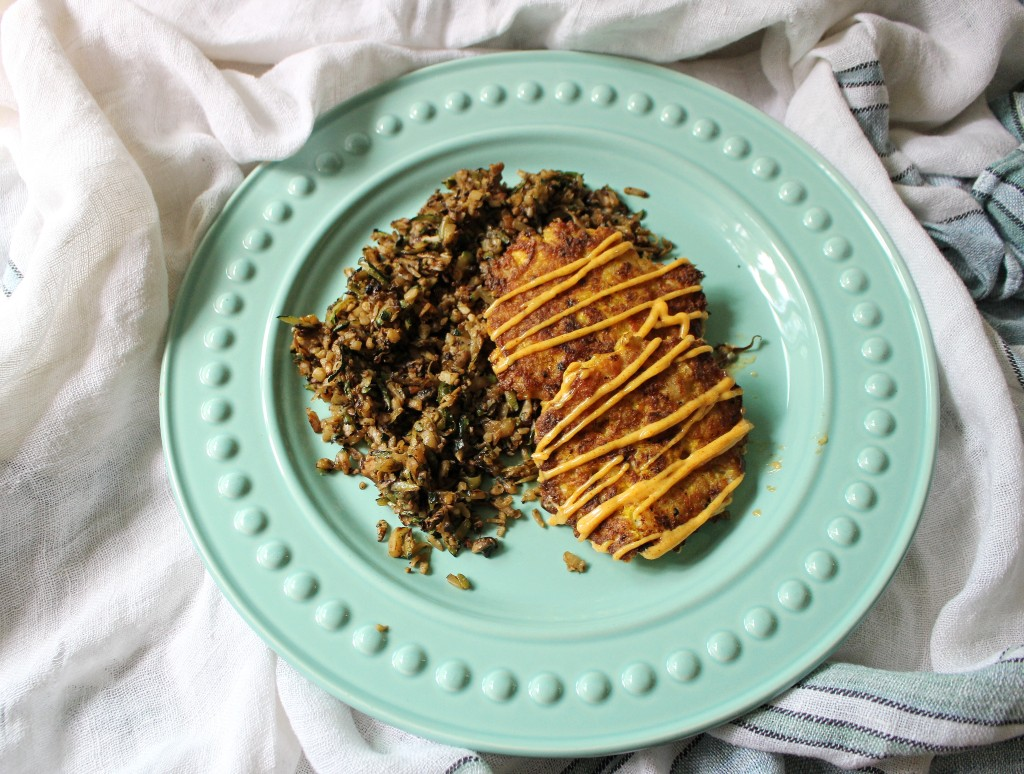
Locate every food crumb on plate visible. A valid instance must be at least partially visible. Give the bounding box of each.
[446,572,472,590]
[563,551,588,573]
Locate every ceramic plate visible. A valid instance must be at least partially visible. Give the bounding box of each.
[160,52,937,756]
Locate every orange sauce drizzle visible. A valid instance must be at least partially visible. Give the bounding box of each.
[558,454,624,514]
[490,241,634,339]
[637,297,700,337]
[486,232,702,375]
[638,400,716,474]
[539,324,752,559]
[639,474,745,559]
[532,337,664,461]
[491,288,703,375]
[574,418,753,540]
[488,230,752,560]
[504,258,694,349]
[533,334,697,464]
[554,460,630,526]
[538,376,738,483]
[486,231,624,314]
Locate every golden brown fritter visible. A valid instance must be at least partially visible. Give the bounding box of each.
[534,334,750,560]
[484,221,751,561]
[485,220,706,401]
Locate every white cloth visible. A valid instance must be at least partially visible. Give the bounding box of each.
[1,1,1022,772]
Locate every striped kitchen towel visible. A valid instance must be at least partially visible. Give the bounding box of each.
[834,55,1024,352]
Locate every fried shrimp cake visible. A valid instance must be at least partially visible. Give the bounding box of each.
[485,220,752,561]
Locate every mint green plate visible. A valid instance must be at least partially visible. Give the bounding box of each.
[160,52,937,756]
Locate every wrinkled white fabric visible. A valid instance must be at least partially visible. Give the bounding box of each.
[1,1,1022,771]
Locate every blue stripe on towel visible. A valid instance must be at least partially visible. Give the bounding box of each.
[1,257,23,297]
[834,63,1024,343]
[974,148,1024,249]
[924,209,1024,301]
[834,61,926,186]
[1001,339,1024,390]
[989,79,1024,142]
[715,646,1024,766]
